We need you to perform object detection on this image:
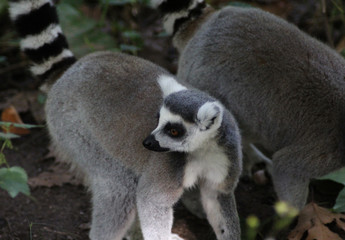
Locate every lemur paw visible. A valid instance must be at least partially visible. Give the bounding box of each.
[170,233,184,240]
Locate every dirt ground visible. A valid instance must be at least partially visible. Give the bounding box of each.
[0,0,344,240]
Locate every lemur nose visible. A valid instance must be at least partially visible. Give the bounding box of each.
[143,135,169,152]
[143,139,152,147]
[142,135,155,148]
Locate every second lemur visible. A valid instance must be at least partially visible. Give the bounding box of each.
[152,0,345,209]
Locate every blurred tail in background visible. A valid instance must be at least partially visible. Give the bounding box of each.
[8,0,76,89]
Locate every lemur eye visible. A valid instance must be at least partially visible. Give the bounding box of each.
[164,123,185,138]
[170,129,179,137]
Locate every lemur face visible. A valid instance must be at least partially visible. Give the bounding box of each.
[143,75,223,153]
[143,106,192,152]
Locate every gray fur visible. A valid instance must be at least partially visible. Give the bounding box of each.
[156,1,345,209]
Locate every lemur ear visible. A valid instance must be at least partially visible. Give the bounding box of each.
[196,102,223,131]
[157,75,187,98]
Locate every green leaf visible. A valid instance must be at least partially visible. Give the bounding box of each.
[0,132,20,140]
[4,139,13,149]
[0,166,30,198]
[122,30,141,40]
[333,187,345,212]
[0,56,7,63]
[156,31,169,38]
[318,167,345,185]
[0,0,8,17]
[0,121,43,129]
[58,0,83,8]
[0,122,11,128]
[120,44,140,54]
[0,153,5,166]
[101,0,135,5]
[57,3,117,57]
[37,93,47,105]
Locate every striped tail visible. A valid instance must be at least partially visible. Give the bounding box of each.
[151,0,206,35]
[8,0,76,85]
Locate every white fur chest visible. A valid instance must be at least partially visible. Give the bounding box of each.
[183,142,230,188]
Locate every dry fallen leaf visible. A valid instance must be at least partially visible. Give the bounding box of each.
[336,37,345,53]
[1,105,30,135]
[0,90,46,124]
[28,162,81,188]
[288,202,345,240]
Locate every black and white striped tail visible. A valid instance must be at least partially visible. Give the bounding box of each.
[9,0,76,82]
[151,0,206,35]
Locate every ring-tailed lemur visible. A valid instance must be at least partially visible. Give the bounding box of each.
[8,1,242,239]
[152,0,345,209]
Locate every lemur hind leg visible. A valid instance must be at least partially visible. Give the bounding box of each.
[272,142,343,209]
[272,165,309,210]
[89,170,138,240]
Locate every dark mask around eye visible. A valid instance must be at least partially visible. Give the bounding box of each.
[164,122,186,138]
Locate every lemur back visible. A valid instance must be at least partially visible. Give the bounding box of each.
[153,0,345,209]
[9,1,243,239]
